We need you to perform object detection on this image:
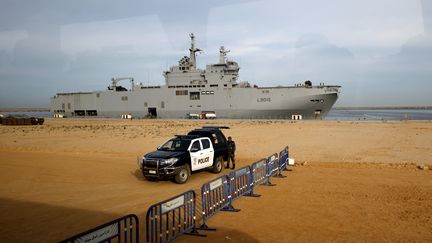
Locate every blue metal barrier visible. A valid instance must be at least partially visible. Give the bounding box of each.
[250,159,268,193]
[60,214,139,243]
[228,166,257,203]
[267,153,279,177]
[276,146,289,178]
[263,153,279,186]
[199,175,233,230]
[146,190,205,243]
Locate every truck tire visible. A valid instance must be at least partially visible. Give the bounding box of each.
[174,164,190,184]
[211,156,223,173]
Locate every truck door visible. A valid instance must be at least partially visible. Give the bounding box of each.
[189,139,206,171]
[200,138,214,168]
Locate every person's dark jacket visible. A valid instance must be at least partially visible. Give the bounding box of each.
[228,140,236,154]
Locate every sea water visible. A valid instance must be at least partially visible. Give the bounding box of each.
[326,109,432,121]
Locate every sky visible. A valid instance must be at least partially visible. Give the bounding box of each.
[0,0,431,108]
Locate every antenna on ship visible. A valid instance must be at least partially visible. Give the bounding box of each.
[189,33,202,70]
[219,46,230,64]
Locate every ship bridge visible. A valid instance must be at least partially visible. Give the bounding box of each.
[163,34,240,86]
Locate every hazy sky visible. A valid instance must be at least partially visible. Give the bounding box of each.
[0,0,431,108]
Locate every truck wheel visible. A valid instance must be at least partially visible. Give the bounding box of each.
[211,156,223,173]
[174,164,190,184]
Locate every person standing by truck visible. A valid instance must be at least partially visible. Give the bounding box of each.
[226,136,236,169]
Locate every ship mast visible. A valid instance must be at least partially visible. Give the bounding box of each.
[219,46,230,64]
[189,33,202,70]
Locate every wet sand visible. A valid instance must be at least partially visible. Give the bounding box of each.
[0,119,431,242]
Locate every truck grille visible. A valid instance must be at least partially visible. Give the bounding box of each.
[144,159,159,168]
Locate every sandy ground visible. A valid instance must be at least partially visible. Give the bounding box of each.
[0,119,431,242]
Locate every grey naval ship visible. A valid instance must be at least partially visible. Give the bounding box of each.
[50,33,341,119]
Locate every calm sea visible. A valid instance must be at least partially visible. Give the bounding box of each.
[326,109,432,121]
[2,109,432,121]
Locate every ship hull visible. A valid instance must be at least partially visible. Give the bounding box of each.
[50,85,340,120]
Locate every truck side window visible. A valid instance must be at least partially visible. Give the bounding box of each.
[215,132,226,143]
[211,134,218,144]
[191,141,201,151]
[201,139,210,149]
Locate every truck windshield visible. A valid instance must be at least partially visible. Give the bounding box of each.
[158,139,191,151]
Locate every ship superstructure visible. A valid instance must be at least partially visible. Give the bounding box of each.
[51,33,340,119]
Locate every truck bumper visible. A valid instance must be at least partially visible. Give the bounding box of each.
[142,166,182,180]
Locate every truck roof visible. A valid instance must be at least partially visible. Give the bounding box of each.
[174,135,201,140]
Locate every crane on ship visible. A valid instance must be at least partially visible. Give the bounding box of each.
[109,77,135,91]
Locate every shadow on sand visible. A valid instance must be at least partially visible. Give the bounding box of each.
[0,198,124,243]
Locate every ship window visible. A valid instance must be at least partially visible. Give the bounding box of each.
[168,86,175,88]
[161,101,165,108]
[224,84,227,87]
[210,91,214,94]
[201,91,206,94]
[190,92,200,100]
[144,102,148,107]
[210,84,218,87]
[179,67,181,70]
[176,90,188,95]
[86,110,97,116]
[74,110,85,116]
[205,91,210,94]
[67,103,71,110]
[121,96,128,101]
[62,103,65,109]
[193,85,197,88]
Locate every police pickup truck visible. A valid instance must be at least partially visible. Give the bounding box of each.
[139,126,230,184]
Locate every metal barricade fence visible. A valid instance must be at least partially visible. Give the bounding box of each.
[199,175,232,230]
[228,166,255,203]
[276,146,289,177]
[146,190,205,243]
[251,159,268,192]
[263,153,279,186]
[267,153,279,176]
[60,214,139,243]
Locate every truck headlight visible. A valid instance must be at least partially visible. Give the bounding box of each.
[138,157,144,167]
[160,158,178,166]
